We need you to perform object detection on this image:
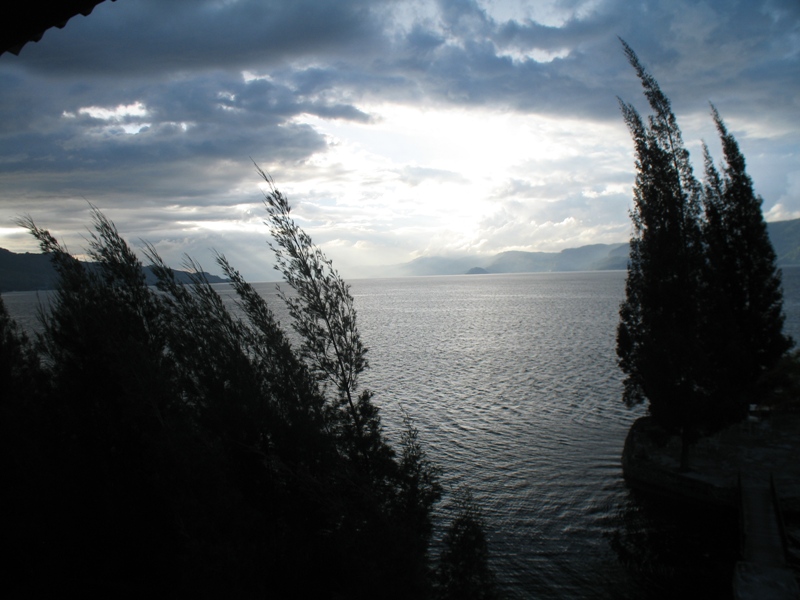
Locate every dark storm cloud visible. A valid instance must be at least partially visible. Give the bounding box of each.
[15,0,384,77]
[0,0,381,208]
[410,0,799,120]
[8,0,799,115]
[0,65,371,201]
[5,0,797,145]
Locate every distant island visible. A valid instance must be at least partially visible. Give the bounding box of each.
[0,247,228,292]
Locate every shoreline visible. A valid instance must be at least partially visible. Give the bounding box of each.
[622,414,800,599]
[622,414,800,511]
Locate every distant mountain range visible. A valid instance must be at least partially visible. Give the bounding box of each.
[0,247,228,293]
[3,217,800,290]
[389,217,800,277]
[392,242,631,277]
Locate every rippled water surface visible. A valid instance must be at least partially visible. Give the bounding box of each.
[349,271,639,598]
[348,269,800,598]
[6,267,800,598]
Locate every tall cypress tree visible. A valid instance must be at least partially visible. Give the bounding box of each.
[617,41,793,469]
[701,106,792,422]
[616,40,706,470]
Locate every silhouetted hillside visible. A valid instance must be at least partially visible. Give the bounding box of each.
[0,247,227,292]
[0,248,55,291]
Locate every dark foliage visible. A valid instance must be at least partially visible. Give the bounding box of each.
[700,107,792,423]
[1,177,493,597]
[436,491,498,600]
[616,40,706,468]
[616,40,791,466]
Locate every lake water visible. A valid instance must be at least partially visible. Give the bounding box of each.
[6,267,800,598]
[352,271,639,598]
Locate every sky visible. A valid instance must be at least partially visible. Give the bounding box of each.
[0,0,798,281]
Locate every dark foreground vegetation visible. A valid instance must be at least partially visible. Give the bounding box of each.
[1,171,497,598]
[615,44,800,598]
[615,40,793,469]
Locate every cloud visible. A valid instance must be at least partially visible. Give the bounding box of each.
[397,165,467,186]
[15,0,385,76]
[0,0,797,280]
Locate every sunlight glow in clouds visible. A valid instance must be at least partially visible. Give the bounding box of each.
[77,101,149,121]
[475,0,600,28]
[275,103,634,264]
[499,46,572,64]
[62,102,153,135]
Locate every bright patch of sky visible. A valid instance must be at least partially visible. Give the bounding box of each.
[480,0,602,26]
[76,101,149,121]
[270,104,633,268]
[63,101,153,135]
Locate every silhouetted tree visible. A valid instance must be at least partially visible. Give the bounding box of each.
[616,41,792,468]
[0,294,50,590]
[257,166,376,456]
[2,173,483,598]
[255,165,445,596]
[19,211,181,593]
[0,294,38,398]
[436,490,498,600]
[701,106,792,423]
[616,40,706,470]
